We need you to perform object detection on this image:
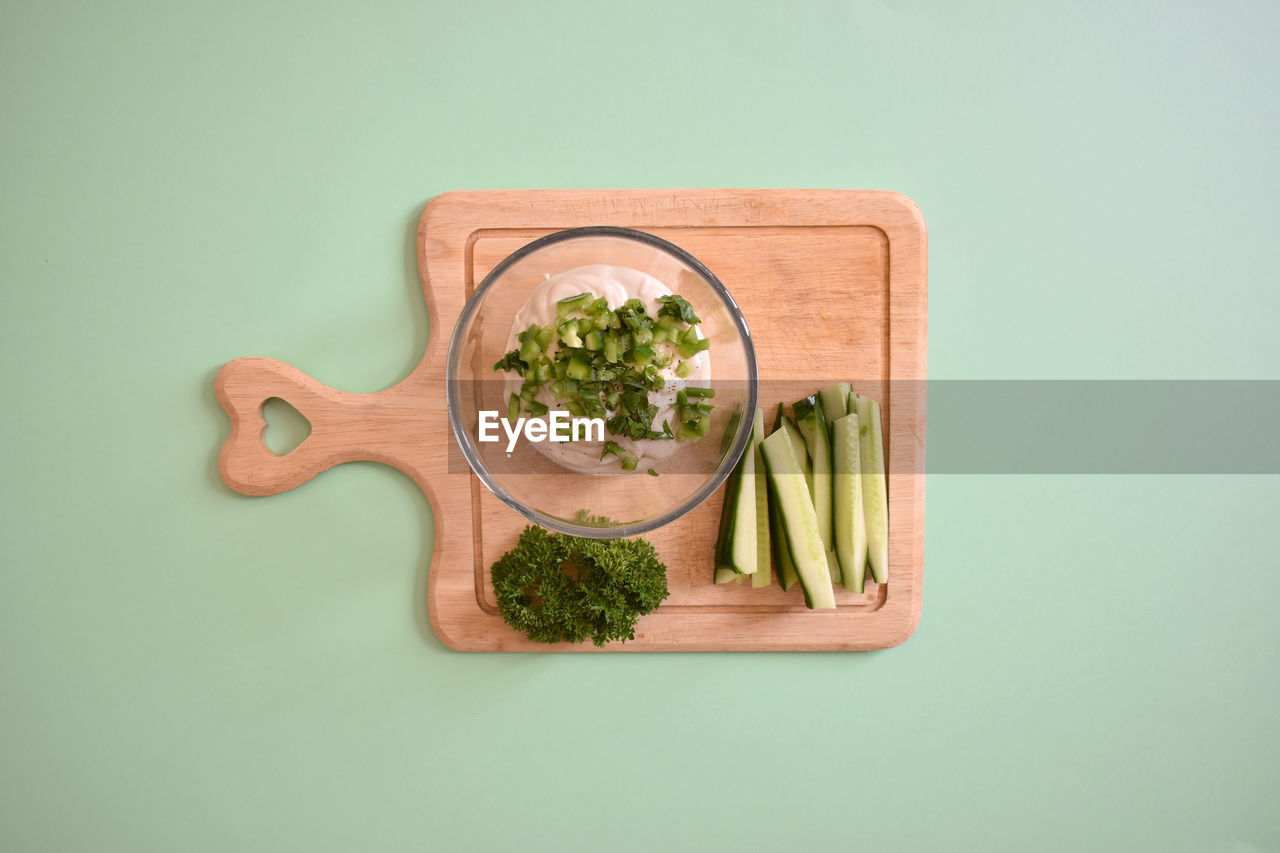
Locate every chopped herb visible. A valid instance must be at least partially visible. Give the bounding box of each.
[656,294,701,324]
[490,525,669,646]
[493,349,526,373]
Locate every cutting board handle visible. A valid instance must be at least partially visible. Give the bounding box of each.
[214,356,429,496]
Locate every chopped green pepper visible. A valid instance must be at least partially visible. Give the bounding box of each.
[556,292,593,315]
[566,355,591,381]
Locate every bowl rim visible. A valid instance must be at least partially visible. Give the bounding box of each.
[445,225,759,539]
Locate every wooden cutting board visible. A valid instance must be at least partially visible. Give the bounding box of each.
[216,189,927,651]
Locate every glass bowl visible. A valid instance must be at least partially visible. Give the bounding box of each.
[445,226,758,538]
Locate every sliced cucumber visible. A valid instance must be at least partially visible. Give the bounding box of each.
[818,382,851,426]
[825,550,841,584]
[793,395,835,580]
[853,395,888,585]
[712,455,740,581]
[712,410,758,576]
[760,428,836,610]
[714,567,742,584]
[767,477,799,591]
[775,404,812,495]
[769,405,799,590]
[831,412,869,592]
[750,407,771,588]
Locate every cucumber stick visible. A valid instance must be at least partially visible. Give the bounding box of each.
[793,396,836,582]
[750,407,771,588]
[776,404,811,495]
[831,412,869,592]
[768,479,799,590]
[712,408,758,576]
[853,395,888,584]
[760,428,836,610]
[818,382,851,425]
[769,406,799,590]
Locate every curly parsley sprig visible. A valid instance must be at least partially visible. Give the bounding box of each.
[490,526,670,646]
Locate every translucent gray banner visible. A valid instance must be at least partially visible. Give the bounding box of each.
[446,381,1280,475]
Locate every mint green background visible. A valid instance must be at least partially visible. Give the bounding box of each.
[3,1,1277,850]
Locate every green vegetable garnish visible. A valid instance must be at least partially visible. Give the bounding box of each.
[603,334,621,364]
[566,354,591,381]
[557,319,583,348]
[656,294,701,324]
[517,325,543,362]
[556,292,594,315]
[493,350,526,374]
[677,335,710,359]
[490,526,670,646]
[493,291,714,448]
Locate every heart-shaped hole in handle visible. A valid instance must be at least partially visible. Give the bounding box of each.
[263,397,312,456]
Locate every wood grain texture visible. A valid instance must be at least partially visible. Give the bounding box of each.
[216,189,927,651]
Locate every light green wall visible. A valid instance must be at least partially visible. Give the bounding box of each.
[2,1,1276,850]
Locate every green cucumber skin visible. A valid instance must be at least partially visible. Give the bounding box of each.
[792,395,834,573]
[760,429,837,610]
[769,404,799,590]
[712,410,758,576]
[768,477,799,590]
[712,450,742,578]
[832,412,869,593]
[854,395,889,585]
[729,414,758,575]
[750,408,771,588]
